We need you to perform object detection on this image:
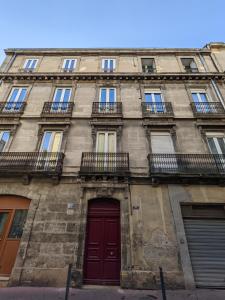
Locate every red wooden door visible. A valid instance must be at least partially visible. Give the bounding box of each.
[0,196,30,277]
[83,199,121,285]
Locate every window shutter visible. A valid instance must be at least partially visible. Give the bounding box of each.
[151,133,175,153]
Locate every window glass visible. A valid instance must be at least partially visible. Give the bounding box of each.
[100,88,107,102]
[0,131,10,152]
[41,132,52,151]
[24,59,38,69]
[17,88,27,102]
[8,210,28,239]
[9,88,19,102]
[200,93,208,103]
[54,89,63,102]
[0,212,9,237]
[145,93,153,103]
[63,89,71,102]
[218,138,225,153]
[109,89,115,102]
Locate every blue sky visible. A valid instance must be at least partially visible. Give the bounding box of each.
[0,0,224,64]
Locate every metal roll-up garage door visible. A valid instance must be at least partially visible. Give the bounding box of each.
[182,205,225,288]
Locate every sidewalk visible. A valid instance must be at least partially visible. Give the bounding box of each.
[0,286,225,300]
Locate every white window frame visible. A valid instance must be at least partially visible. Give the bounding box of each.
[144,90,164,103]
[40,131,63,152]
[206,132,225,155]
[191,90,211,103]
[96,131,117,153]
[99,87,117,103]
[23,59,38,70]
[62,59,77,70]
[7,87,27,103]
[53,88,72,103]
[101,59,116,71]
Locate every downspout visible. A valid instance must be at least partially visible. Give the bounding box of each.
[5,52,17,72]
[199,53,225,109]
[0,52,17,87]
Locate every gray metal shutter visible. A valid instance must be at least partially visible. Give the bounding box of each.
[183,218,225,288]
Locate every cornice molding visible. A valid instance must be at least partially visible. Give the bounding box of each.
[0,72,224,82]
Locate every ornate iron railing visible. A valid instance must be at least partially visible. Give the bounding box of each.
[142,65,156,73]
[191,102,225,116]
[41,102,74,117]
[0,102,26,115]
[142,102,174,117]
[19,68,35,73]
[148,153,225,175]
[184,66,199,73]
[92,102,122,116]
[80,152,129,175]
[0,152,64,175]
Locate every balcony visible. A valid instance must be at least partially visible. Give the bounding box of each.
[19,68,35,73]
[148,153,225,182]
[92,102,122,117]
[142,102,174,117]
[0,152,64,177]
[184,66,199,73]
[41,102,74,117]
[191,102,225,117]
[80,152,129,176]
[0,102,26,116]
[142,65,156,73]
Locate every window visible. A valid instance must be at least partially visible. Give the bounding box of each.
[144,91,165,112]
[98,87,116,112]
[63,59,77,71]
[52,88,72,111]
[23,59,38,71]
[8,210,28,239]
[100,88,116,103]
[141,58,156,73]
[207,133,225,154]
[0,131,10,152]
[40,131,63,152]
[5,87,27,111]
[102,59,116,72]
[191,91,210,113]
[181,58,198,73]
[206,133,225,173]
[96,132,116,153]
[150,132,177,171]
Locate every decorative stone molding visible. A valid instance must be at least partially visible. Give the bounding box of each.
[0,72,224,83]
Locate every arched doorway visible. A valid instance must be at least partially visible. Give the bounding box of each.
[0,195,30,277]
[83,198,121,285]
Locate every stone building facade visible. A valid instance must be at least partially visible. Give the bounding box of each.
[0,43,225,289]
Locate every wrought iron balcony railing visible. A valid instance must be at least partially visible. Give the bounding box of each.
[62,68,75,73]
[142,65,156,73]
[142,102,174,117]
[191,102,225,116]
[80,152,129,175]
[148,153,225,176]
[0,152,64,176]
[0,102,26,115]
[184,66,199,73]
[92,102,122,116]
[41,102,74,117]
[19,68,36,73]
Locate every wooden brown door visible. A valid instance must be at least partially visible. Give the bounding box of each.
[83,199,121,285]
[0,196,30,277]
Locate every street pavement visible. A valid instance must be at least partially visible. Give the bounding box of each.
[0,286,225,300]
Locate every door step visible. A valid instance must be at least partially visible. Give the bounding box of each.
[0,277,9,288]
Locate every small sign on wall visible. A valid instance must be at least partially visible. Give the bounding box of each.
[67,203,76,215]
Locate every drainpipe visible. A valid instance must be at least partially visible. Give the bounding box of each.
[0,52,17,87]
[199,53,225,109]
